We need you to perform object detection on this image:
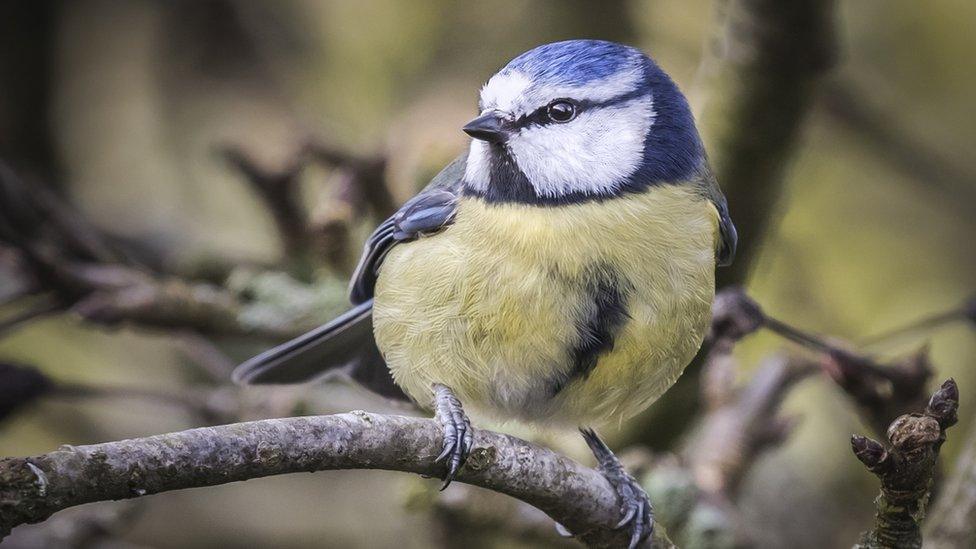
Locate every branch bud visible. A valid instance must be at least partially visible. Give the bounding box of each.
[926,378,959,428]
[851,435,887,469]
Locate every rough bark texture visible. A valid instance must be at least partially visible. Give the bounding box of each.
[852,379,959,549]
[0,412,673,548]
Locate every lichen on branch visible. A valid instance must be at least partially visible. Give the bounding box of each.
[0,412,675,548]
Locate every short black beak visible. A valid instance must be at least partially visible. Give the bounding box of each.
[463,112,511,143]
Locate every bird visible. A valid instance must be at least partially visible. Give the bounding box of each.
[233,39,736,548]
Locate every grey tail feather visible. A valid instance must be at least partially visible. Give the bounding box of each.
[231,300,410,402]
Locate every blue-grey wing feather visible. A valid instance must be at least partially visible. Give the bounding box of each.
[349,155,464,304]
[392,189,459,239]
[232,154,466,400]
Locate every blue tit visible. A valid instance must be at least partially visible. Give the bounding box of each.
[234,39,736,546]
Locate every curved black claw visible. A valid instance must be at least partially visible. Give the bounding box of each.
[433,383,473,489]
[580,428,653,549]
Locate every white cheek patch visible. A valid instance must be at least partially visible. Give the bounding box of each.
[507,96,655,198]
[464,139,492,192]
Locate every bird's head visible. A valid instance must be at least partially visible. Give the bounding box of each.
[462,40,704,204]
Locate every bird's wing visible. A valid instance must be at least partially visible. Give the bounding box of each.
[232,154,466,397]
[349,154,465,304]
[699,170,737,267]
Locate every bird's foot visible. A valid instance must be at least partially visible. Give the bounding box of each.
[580,428,653,549]
[432,383,472,490]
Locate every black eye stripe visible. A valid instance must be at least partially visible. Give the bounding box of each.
[512,86,650,129]
[514,106,551,128]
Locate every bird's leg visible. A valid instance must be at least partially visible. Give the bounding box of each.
[432,383,473,489]
[580,428,653,549]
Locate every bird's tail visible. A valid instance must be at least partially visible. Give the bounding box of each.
[232,300,408,401]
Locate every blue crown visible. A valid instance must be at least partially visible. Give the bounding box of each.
[479,40,705,197]
[509,40,704,186]
[504,40,642,87]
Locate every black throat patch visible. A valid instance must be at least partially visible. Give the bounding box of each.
[461,144,539,204]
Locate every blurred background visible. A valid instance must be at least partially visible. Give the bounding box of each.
[1,1,974,548]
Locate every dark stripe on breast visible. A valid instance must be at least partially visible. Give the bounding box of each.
[549,266,631,396]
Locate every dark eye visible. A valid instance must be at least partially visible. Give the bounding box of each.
[546,100,577,123]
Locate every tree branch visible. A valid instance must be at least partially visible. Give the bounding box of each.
[0,412,674,548]
[0,164,351,341]
[702,288,939,437]
[220,145,311,260]
[305,140,394,218]
[851,379,959,549]
[687,353,814,498]
[63,263,295,339]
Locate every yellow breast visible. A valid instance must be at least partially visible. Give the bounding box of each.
[372,184,719,426]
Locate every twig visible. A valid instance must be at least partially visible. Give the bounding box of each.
[0,160,359,341]
[688,354,814,498]
[2,161,292,339]
[707,287,842,356]
[851,379,959,549]
[859,295,975,350]
[65,263,306,339]
[220,141,394,274]
[0,160,132,267]
[705,288,935,436]
[305,140,395,217]
[820,348,933,436]
[0,412,674,548]
[691,289,816,499]
[220,146,311,259]
[625,353,811,547]
[762,315,838,354]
